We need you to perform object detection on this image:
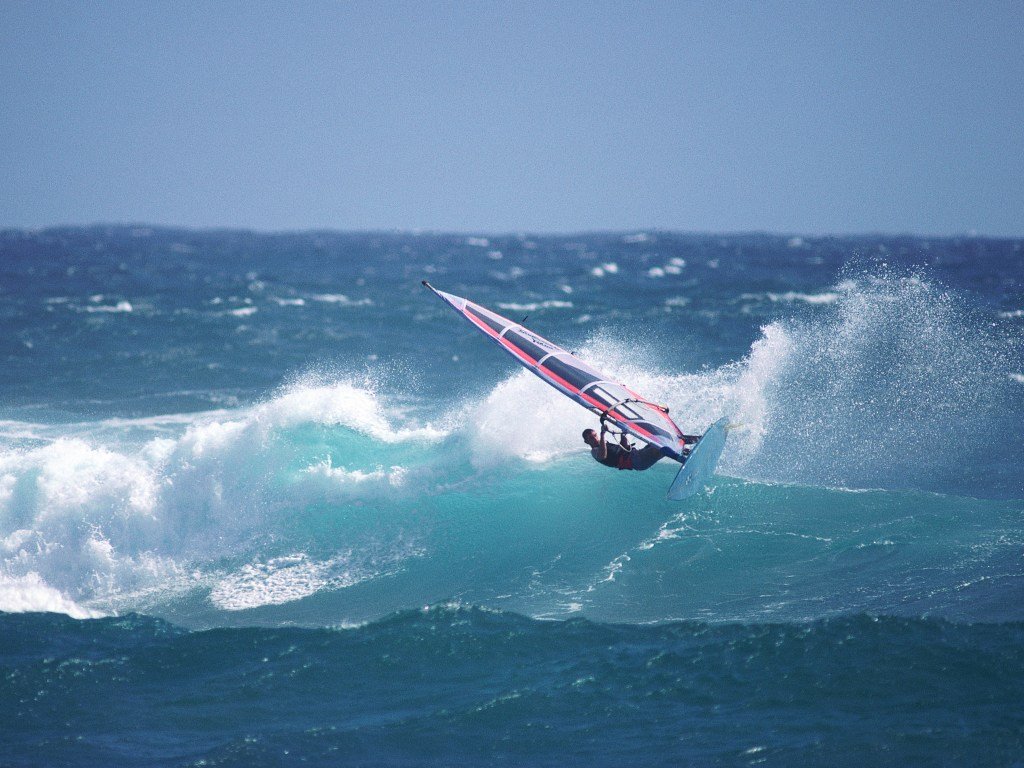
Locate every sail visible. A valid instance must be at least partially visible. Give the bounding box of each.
[424,282,688,461]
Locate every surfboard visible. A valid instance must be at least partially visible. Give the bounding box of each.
[666,417,729,499]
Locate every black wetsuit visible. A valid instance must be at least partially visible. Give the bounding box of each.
[591,442,664,471]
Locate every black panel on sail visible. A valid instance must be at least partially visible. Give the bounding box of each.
[466,305,506,335]
[543,356,601,391]
[504,330,548,363]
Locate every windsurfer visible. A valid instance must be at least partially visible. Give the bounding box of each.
[582,423,667,471]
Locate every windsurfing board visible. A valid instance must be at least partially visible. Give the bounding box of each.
[667,417,729,500]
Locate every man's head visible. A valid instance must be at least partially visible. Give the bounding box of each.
[582,428,599,447]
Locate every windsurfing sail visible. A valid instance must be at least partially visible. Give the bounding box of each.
[423,281,689,462]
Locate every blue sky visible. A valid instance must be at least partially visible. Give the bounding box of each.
[2,1,1021,235]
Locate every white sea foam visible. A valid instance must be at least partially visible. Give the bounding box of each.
[0,378,446,616]
[208,551,409,611]
[464,368,593,465]
[0,572,107,619]
[637,513,693,551]
[73,300,134,313]
[299,459,410,496]
[772,291,840,304]
[740,291,840,305]
[310,294,373,306]
[258,379,447,443]
[496,300,573,312]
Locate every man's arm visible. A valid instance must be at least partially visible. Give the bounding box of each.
[597,424,609,460]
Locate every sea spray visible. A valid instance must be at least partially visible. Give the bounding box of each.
[720,272,1019,494]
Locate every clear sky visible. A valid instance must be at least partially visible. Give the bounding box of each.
[2,1,1021,235]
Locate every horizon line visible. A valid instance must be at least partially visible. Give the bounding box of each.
[3,222,1021,242]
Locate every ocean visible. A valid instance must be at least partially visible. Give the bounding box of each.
[1,227,1022,766]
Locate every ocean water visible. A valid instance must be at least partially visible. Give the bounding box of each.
[1,227,1022,766]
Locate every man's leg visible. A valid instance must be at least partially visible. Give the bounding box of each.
[630,444,665,471]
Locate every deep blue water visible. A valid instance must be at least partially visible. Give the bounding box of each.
[1,227,1022,766]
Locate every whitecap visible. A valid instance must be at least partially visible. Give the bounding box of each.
[0,573,107,619]
[83,300,134,313]
[767,291,840,305]
[497,300,573,311]
[310,294,373,306]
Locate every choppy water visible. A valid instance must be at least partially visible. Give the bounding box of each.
[1,227,1022,765]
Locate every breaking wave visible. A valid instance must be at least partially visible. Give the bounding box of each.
[0,274,1019,625]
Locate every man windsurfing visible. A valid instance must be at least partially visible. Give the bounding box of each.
[422,281,729,497]
[582,419,699,471]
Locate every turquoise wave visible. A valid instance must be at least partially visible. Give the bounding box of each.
[2,386,1019,627]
